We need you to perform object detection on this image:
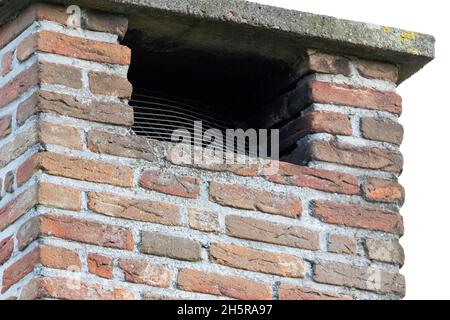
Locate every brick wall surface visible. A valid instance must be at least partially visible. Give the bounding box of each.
[0,4,405,300]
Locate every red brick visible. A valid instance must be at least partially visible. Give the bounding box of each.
[88,71,132,98]
[88,192,181,226]
[140,170,200,199]
[0,115,12,139]
[226,215,320,250]
[0,237,14,265]
[0,64,38,109]
[188,208,220,233]
[2,248,39,293]
[313,200,404,234]
[38,61,82,89]
[314,261,405,296]
[177,269,272,300]
[296,52,351,77]
[39,246,81,270]
[1,51,13,76]
[310,81,402,115]
[301,140,403,173]
[210,183,302,218]
[82,11,128,39]
[17,31,131,65]
[280,111,352,151]
[354,59,399,83]
[210,243,304,278]
[265,161,359,195]
[38,121,83,150]
[87,130,157,162]
[16,153,40,187]
[38,152,133,187]
[119,259,171,288]
[279,284,352,300]
[38,182,82,211]
[0,186,37,232]
[21,277,135,300]
[40,215,134,250]
[88,253,113,279]
[362,177,405,204]
[167,144,260,177]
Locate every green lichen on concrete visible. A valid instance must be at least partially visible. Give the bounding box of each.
[0,0,435,83]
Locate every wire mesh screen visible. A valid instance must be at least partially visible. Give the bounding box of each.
[130,89,252,155]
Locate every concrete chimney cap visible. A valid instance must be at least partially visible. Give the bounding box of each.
[0,0,435,83]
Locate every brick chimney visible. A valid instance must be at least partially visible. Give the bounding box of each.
[0,1,434,300]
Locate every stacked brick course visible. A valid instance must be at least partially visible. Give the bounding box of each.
[1,3,407,300]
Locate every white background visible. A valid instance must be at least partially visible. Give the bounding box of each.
[251,0,449,300]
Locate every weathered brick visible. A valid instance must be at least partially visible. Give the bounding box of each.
[144,293,181,300]
[314,261,405,296]
[313,200,404,234]
[0,186,37,232]
[17,31,131,65]
[265,161,359,195]
[16,92,38,125]
[88,71,132,98]
[0,236,14,265]
[38,61,82,89]
[210,243,304,278]
[1,51,13,76]
[2,248,39,293]
[16,153,40,187]
[119,259,171,288]
[82,11,128,39]
[141,170,200,199]
[87,130,157,162]
[38,182,82,211]
[362,177,405,204]
[141,231,201,262]
[210,183,302,218]
[0,115,12,139]
[88,192,180,226]
[365,239,404,265]
[354,59,399,83]
[296,52,351,77]
[0,64,38,109]
[36,91,134,126]
[188,208,220,233]
[177,269,272,300]
[279,284,352,300]
[88,253,113,279]
[299,140,403,173]
[38,121,83,150]
[0,125,38,168]
[38,152,133,187]
[280,110,352,151]
[361,117,404,145]
[4,171,14,193]
[226,215,320,251]
[21,277,135,300]
[40,215,134,250]
[39,246,81,270]
[167,144,260,177]
[17,217,40,250]
[309,81,402,115]
[328,234,357,255]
